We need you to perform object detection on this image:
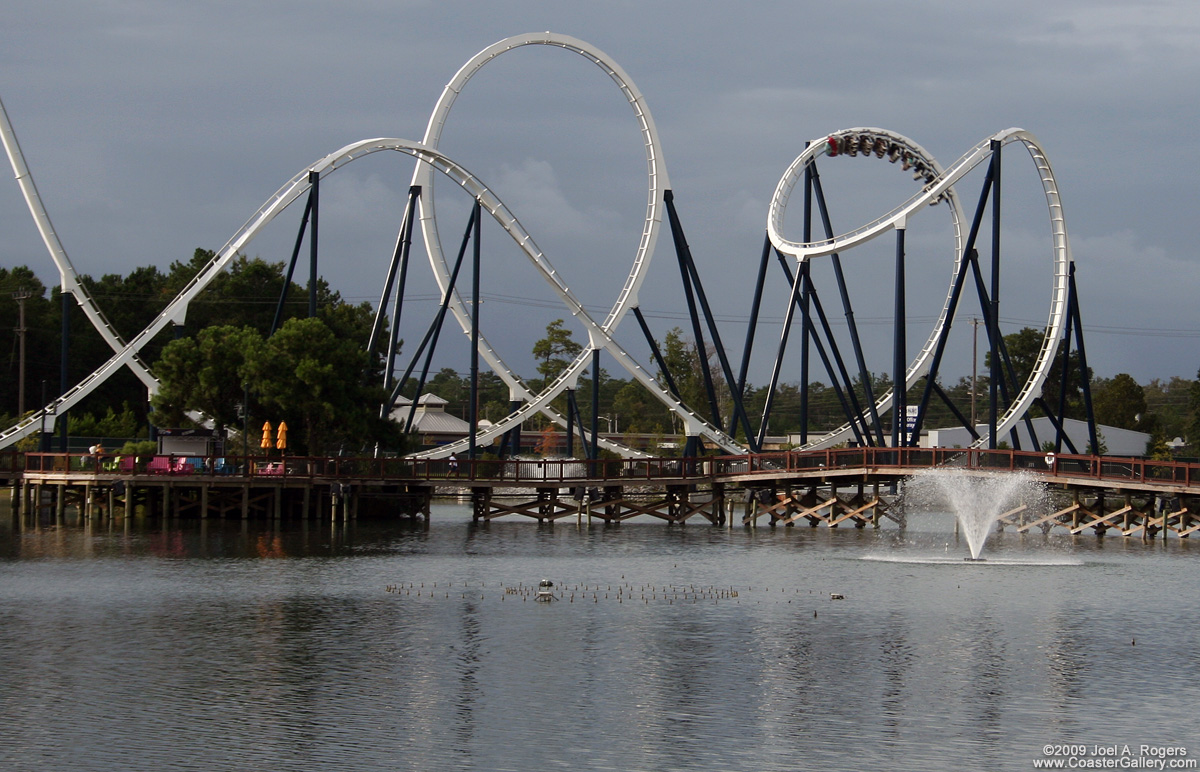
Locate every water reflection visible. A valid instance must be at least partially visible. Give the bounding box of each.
[2,503,1199,771]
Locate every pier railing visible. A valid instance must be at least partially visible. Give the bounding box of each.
[14,447,1200,491]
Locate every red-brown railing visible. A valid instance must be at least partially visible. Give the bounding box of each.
[14,447,1200,491]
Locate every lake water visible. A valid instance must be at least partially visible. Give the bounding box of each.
[2,499,1198,771]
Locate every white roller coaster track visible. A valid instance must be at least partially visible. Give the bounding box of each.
[0,96,161,399]
[767,128,1070,450]
[0,32,742,455]
[407,32,740,459]
[0,135,739,454]
[0,36,1065,457]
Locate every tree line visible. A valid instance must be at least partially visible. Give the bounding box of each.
[1,255,1197,456]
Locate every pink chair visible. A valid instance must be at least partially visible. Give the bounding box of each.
[146,456,172,474]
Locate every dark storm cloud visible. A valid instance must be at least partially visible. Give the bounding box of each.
[2,0,1197,383]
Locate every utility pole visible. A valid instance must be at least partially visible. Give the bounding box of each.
[12,287,32,417]
[970,317,981,429]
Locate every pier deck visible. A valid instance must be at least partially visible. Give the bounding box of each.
[5,448,1200,537]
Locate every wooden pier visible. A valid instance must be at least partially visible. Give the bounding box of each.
[5,447,1200,538]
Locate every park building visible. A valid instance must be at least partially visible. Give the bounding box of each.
[923,417,1150,457]
[786,418,1150,457]
[389,394,481,448]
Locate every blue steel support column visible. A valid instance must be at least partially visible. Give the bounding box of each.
[369,197,404,354]
[383,186,421,392]
[468,199,481,462]
[892,224,906,447]
[910,160,995,439]
[798,260,813,443]
[565,390,576,458]
[590,348,600,461]
[308,170,319,319]
[757,259,804,450]
[271,193,312,336]
[1067,264,1100,453]
[663,192,756,448]
[392,208,476,423]
[799,161,813,446]
[503,399,523,457]
[664,190,721,428]
[1054,288,1075,454]
[801,301,864,447]
[967,254,1025,449]
[679,248,757,449]
[811,164,884,445]
[731,234,772,439]
[632,306,681,400]
[59,289,69,452]
[988,140,1001,448]
[777,256,873,444]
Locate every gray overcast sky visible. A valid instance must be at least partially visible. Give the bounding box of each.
[2,0,1199,389]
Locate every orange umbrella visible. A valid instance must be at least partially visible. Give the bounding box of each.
[276,421,288,451]
[261,421,273,450]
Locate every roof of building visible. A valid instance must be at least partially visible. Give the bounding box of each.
[925,417,1149,456]
[392,393,449,408]
[389,392,470,435]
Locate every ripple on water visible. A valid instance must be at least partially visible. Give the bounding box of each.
[1,507,1197,771]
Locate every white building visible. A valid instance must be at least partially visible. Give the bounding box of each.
[924,417,1149,457]
[390,394,490,446]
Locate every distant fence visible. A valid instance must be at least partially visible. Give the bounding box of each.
[12,447,1200,491]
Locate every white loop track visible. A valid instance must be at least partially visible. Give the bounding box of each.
[767,128,1070,449]
[408,32,739,458]
[0,33,743,455]
[1,42,1067,457]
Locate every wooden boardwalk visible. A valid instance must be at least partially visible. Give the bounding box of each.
[6,447,1200,538]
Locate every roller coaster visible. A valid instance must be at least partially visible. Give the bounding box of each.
[0,32,1094,457]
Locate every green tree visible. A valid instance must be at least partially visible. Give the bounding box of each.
[1091,373,1146,430]
[532,319,583,385]
[1187,367,1200,449]
[1144,376,1192,442]
[611,380,669,435]
[249,317,398,455]
[151,325,265,435]
[987,327,1090,419]
[0,266,55,420]
[657,327,732,429]
[68,403,142,438]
